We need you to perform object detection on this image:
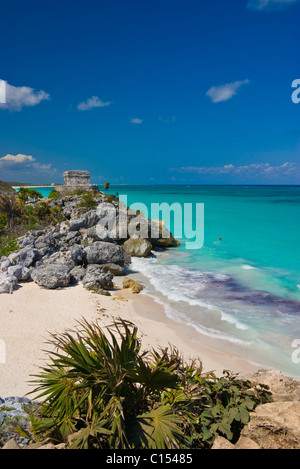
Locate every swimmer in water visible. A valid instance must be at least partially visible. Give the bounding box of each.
[218,237,222,241]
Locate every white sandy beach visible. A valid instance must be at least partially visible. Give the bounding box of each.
[0,281,261,398]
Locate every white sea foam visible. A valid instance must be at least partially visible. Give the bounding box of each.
[142,290,250,345]
[132,257,250,343]
[131,258,227,308]
[220,311,248,330]
[242,264,257,270]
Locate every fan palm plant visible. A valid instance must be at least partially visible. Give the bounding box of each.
[29,319,187,449]
[28,319,272,449]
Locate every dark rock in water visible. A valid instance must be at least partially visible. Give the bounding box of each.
[31,263,71,289]
[82,265,113,292]
[84,241,131,267]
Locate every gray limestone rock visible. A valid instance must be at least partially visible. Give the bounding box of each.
[84,241,131,267]
[122,237,153,258]
[7,265,30,281]
[31,263,71,289]
[82,265,113,291]
[0,273,18,294]
[8,247,40,268]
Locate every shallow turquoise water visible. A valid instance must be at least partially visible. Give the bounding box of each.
[22,184,300,377]
[106,185,300,378]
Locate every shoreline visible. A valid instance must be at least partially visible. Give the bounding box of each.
[131,291,263,376]
[11,185,56,189]
[0,280,263,399]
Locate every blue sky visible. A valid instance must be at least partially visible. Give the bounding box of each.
[0,0,299,184]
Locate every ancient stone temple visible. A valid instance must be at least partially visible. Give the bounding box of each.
[56,170,98,193]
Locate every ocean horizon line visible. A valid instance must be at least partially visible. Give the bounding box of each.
[10,182,300,188]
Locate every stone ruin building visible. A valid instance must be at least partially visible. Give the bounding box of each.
[56,170,98,193]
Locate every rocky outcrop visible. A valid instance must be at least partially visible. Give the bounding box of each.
[240,401,300,449]
[0,192,180,294]
[212,369,300,450]
[149,219,180,248]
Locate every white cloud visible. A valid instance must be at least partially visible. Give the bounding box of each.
[206,79,250,103]
[77,96,111,111]
[0,153,55,173]
[170,162,298,178]
[130,118,143,124]
[0,80,50,111]
[247,0,298,10]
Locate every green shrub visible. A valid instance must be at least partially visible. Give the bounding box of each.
[0,238,19,257]
[0,213,7,230]
[72,189,85,196]
[28,320,272,449]
[77,192,97,211]
[48,189,59,200]
[17,188,43,204]
[105,194,118,204]
[32,202,51,221]
[50,206,64,223]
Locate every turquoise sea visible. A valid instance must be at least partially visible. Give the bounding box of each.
[23,185,300,378]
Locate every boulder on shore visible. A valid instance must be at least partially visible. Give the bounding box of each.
[123,277,144,294]
[0,273,18,294]
[84,241,131,267]
[31,263,71,289]
[82,265,114,292]
[7,265,30,282]
[122,237,153,258]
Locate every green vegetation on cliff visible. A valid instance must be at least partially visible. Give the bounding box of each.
[0,181,15,194]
